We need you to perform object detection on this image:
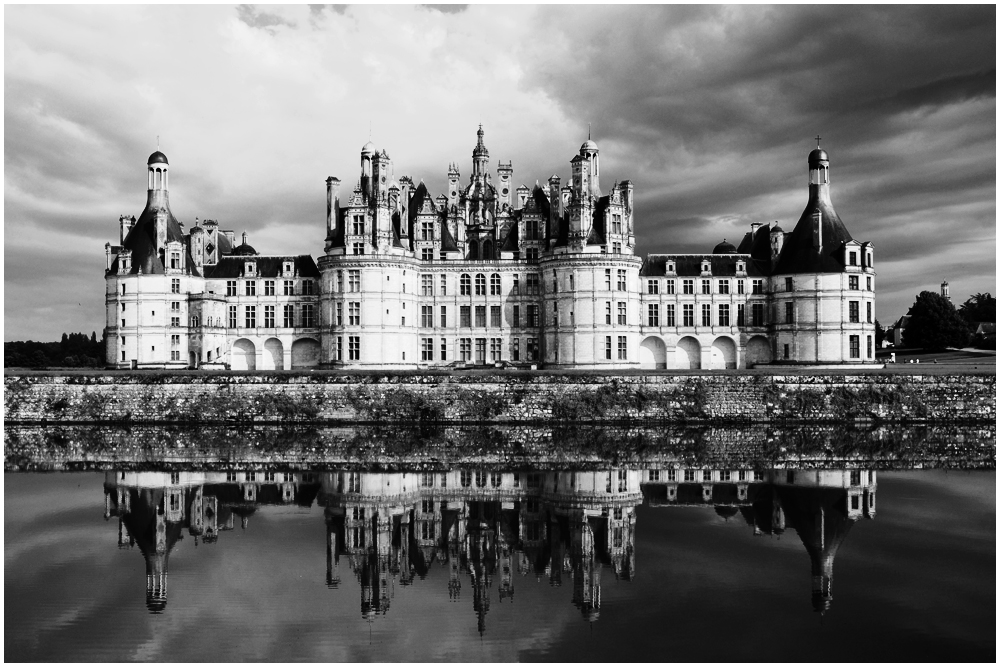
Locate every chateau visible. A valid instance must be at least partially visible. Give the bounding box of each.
[105,128,876,369]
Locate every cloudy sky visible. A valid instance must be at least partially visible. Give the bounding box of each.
[4,4,995,341]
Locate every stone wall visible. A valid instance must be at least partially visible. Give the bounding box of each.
[5,424,994,472]
[4,371,994,424]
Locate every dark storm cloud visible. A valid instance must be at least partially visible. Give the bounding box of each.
[520,5,995,319]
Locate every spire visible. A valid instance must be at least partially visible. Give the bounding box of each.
[815,134,822,148]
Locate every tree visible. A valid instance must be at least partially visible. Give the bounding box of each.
[874,319,885,347]
[958,292,996,326]
[902,291,972,350]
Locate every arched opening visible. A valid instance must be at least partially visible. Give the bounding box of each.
[675,336,701,370]
[291,338,321,369]
[188,352,197,369]
[231,339,256,371]
[745,335,772,368]
[482,240,493,260]
[639,336,666,370]
[263,338,284,371]
[710,336,737,370]
[468,241,479,261]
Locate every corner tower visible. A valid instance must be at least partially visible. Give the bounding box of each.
[770,142,876,364]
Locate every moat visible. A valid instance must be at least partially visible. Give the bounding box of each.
[4,425,994,662]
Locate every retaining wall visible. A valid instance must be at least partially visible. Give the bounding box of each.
[4,372,994,424]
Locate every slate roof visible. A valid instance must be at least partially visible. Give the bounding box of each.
[772,193,854,274]
[500,222,519,252]
[202,255,320,279]
[586,196,609,246]
[639,253,763,277]
[110,193,200,276]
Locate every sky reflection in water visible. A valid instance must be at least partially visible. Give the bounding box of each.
[4,467,994,662]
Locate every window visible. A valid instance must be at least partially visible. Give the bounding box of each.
[783,343,790,359]
[121,284,126,295]
[171,301,180,312]
[490,306,501,327]
[701,279,711,294]
[245,280,256,296]
[605,336,612,360]
[719,304,730,326]
[302,280,314,295]
[552,271,559,293]
[460,306,471,328]
[352,214,365,235]
[737,280,745,295]
[336,271,344,292]
[440,274,447,295]
[683,304,694,327]
[666,304,676,326]
[527,305,539,327]
[511,305,519,327]
[752,303,765,326]
[737,303,745,326]
[348,270,360,292]
[752,279,764,294]
[526,273,540,295]
[525,219,540,240]
[849,301,859,323]
[226,280,237,296]
[867,302,872,324]
[866,252,872,267]
[348,336,360,361]
[440,338,447,360]
[171,317,180,327]
[420,220,434,241]
[440,306,447,327]
[867,276,872,291]
[460,274,471,295]
[301,304,315,327]
[460,338,472,361]
[421,305,433,328]
[490,338,502,362]
[617,269,627,291]
[228,305,237,328]
[849,251,857,266]
[718,280,729,295]
[617,302,627,325]
[282,280,293,296]
[475,274,486,296]
[525,247,539,262]
[849,275,859,290]
[421,338,433,361]
[612,241,622,254]
[170,252,180,270]
[245,305,256,328]
[171,334,180,347]
[511,337,520,361]
[647,279,659,295]
[335,302,343,326]
[648,303,659,326]
[611,213,623,234]
[171,278,180,294]
[604,269,612,290]
[785,302,794,324]
[490,274,501,295]
[867,335,873,358]
[264,305,275,328]
[683,279,694,295]
[352,242,364,255]
[604,302,612,325]
[421,274,433,296]
[284,304,294,328]
[617,336,627,360]
[334,336,343,361]
[849,335,860,358]
[348,302,360,326]
[475,306,486,327]
[511,274,520,295]
[701,303,711,326]
[527,338,538,361]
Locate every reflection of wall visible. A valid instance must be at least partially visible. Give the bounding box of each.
[102,467,875,622]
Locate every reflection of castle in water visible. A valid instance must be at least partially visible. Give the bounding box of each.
[103,466,875,624]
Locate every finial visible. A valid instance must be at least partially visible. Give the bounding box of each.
[588,123,591,141]
[157,135,159,150]
[242,230,248,244]
[815,134,822,148]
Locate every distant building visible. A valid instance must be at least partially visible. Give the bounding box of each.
[104,132,877,369]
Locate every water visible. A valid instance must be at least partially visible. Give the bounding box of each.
[4,428,995,662]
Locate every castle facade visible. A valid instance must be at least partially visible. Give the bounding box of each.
[105,128,876,369]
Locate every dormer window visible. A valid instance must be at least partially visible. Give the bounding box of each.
[736,261,746,273]
[701,262,711,273]
[245,262,256,276]
[666,262,675,273]
[849,251,857,266]
[283,261,293,275]
[170,252,180,270]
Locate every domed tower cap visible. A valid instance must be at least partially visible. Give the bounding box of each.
[361,141,376,155]
[808,147,829,163]
[713,239,737,254]
[580,139,598,152]
[147,151,168,166]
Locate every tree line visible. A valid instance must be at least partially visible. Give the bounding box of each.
[5,332,106,368]
[901,292,995,350]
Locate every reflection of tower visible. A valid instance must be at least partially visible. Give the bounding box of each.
[325,508,343,589]
[571,520,601,622]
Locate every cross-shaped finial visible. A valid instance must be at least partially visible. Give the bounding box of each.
[815,134,822,147]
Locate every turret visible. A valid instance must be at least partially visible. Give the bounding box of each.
[326,177,341,237]
[472,124,489,178]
